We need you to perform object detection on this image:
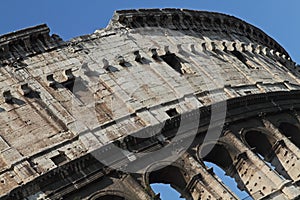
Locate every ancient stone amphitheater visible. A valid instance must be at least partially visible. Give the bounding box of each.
[0,8,300,200]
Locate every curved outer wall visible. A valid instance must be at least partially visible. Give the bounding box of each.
[0,8,300,200]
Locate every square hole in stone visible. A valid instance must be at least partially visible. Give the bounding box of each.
[166,108,179,117]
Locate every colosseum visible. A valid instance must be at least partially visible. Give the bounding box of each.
[0,8,300,200]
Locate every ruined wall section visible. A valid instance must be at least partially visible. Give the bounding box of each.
[0,9,300,200]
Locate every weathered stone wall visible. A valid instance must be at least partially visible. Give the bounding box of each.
[0,9,300,200]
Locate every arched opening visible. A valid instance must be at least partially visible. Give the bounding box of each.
[151,184,185,200]
[278,122,300,148]
[95,195,125,200]
[148,165,190,200]
[200,143,250,199]
[90,190,132,200]
[204,161,251,200]
[244,130,274,157]
[243,130,289,179]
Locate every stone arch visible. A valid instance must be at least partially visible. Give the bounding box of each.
[143,161,192,199]
[264,112,300,148]
[241,128,291,179]
[198,141,237,172]
[89,190,133,200]
[241,128,277,156]
[197,140,248,195]
[197,134,294,199]
[278,122,300,148]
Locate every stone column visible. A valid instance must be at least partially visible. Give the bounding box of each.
[222,131,300,200]
[182,153,239,200]
[262,118,300,182]
[123,175,154,200]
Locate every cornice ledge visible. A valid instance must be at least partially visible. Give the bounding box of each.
[108,8,290,61]
[0,24,64,61]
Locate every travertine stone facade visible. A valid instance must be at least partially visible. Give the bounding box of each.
[0,9,300,200]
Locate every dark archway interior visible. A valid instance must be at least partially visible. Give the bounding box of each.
[200,144,234,171]
[200,143,250,196]
[149,166,186,188]
[279,122,300,148]
[96,195,125,200]
[149,165,190,199]
[244,130,291,180]
[244,131,274,158]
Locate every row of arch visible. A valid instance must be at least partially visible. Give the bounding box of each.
[90,118,300,200]
[197,120,300,199]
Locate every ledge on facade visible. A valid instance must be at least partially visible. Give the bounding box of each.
[108,8,290,60]
[0,24,64,60]
[0,9,292,63]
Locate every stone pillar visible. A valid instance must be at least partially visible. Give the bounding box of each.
[262,118,300,182]
[182,153,239,200]
[84,174,153,200]
[123,175,154,200]
[222,131,300,200]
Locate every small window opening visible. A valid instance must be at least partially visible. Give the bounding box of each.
[160,53,184,74]
[166,108,179,117]
[46,74,56,88]
[134,51,142,63]
[230,50,255,69]
[116,55,131,67]
[105,65,119,73]
[3,90,12,103]
[151,48,159,60]
[51,151,68,166]
[20,83,40,98]
[102,58,119,72]
[62,69,75,91]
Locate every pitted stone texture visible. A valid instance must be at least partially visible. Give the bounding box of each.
[0,9,300,200]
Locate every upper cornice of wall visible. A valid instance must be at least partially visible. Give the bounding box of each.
[0,24,50,43]
[0,24,63,60]
[108,8,290,59]
[0,9,292,63]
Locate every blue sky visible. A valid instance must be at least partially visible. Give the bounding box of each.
[1,1,299,63]
[1,1,299,199]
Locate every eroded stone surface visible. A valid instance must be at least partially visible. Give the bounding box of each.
[0,9,300,200]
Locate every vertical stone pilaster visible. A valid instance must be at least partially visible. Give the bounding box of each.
[262,118,300,182]
[223,131,300,200]
[182,153,239,200]
[123,175,153,200]
[262,118,300,155]
[83,174,153,200]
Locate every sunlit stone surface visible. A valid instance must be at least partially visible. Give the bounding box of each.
[0,9,300,200]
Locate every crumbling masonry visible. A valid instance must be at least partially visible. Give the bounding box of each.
[0,9,300,200]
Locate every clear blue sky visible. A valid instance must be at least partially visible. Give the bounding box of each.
[1,0,299,64]
[1,1,299,199]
